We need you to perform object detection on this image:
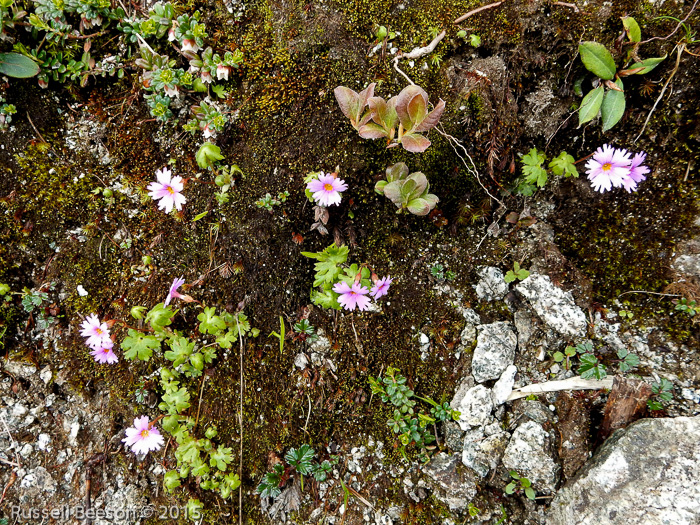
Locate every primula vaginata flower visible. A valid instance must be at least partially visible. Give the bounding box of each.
[122,416,164,455]
[90,340,118,364]
[307,172,348,207]
[147,167,186,214]
[333,281,371,311]
[80,314,111,350]
[370,276,392,299]
[621,152,650,192]
[585,144,632,193]
[165,277,185,307]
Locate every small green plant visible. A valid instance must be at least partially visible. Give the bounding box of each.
[268,315,285,353]
[467,502,480,518]
[618,309,634,320]
[553,341,638,377]
[456,30,480,47]
[257,445,337,500]
[504,262,529,283]
[334,83,445,153]
[577,17,666,131]
[429,263,455,282]
[505,471,535,500]
[292,319,318,343]
[0,97,15,131]
[369,367,460,458]
[674,298,697,317]
[375,162,440,216]
[255,192,289,211]
[647,378,673,411]
[516,148,578,195]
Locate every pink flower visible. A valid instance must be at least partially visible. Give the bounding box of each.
[122,416,164,455]
[307,173,348,207]
[201,71,213,84]
[90,340,118,364]
[165,277,185,307]
[147,167,186,214]
[370,276,392,299]
[203,123,214,138]
[216,64,230,81]
[621,152,650,192]
[181,38,199,54]
[80,314,111,350]
[167,22,178,42]
[585,144,632,193]
[333,281,371,311]
[163,84,178,98]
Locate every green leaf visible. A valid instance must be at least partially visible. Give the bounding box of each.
[285,444,315,475]
[164,336,195,366]
[0,53,40,78]
[578,86,604,126]
[629,55,666,75]
[210,445,234,471]
[160,387,191,414]
[197,306,226,334]
[517,268,530,280]
[505,481,517,494]
[301,244,349,287]
[553,351,564,362]
[504,271,517,283]
[122,329,160,361]
[145,303,176,331]
[164,470,182,492]
[193,210,208,222]
[579,41,616,80]
[195,142,224,169]
[212,85,227,98]
[622,17,641,43]
[548,152,579,178]
[215,329,237,349]
[525,486,536,500]
[175,438,200,464]
[601,78,625,132]
[578,353,607,380]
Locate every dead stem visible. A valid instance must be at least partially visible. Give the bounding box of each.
[235,315,244,525]
[454,1,503,24]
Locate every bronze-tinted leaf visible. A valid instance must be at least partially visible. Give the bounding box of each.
[407,198,431,216]
[413,99,445,133]
[368,96,398,132]
[358,122,389,139]
[334,83,375,128]
[383,181,403,205]
[407,171,428,198]
[395,85,428,131]
[385,162,409,182]
[400,133,431,153]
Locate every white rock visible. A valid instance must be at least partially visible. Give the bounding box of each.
[492,365,517,405]
[515,274,586,337]
[474,266,509,302]
[471,322,517,383]
[454,385,493,430]
[40,366,52,384]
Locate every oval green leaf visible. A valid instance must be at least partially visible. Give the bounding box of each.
[0,52,40,78]
[630,55,667,75]
[579,41,616,80]
[622,17,641,43]
[601,78,625,132]
[578,86,604,126]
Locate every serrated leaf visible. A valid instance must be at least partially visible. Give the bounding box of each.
[197,306,226,334]
[164,336,195,366]
[146,303,176,330]
[285,444,315,475]
[601,78,625,132]
[160,387,191,414]
[548,152,579,178]
[164,470,182,492]
[122,329,160,361]
[578,353,607,380]
[579,41,616,80]
[578,86,604,126]
[622,17,641,42]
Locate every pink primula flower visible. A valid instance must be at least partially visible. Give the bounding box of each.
[90,340,118,364]
[307,172,348,207]
[370,276,392,299]
[585,144,632,193]
[80,314,111,350]
[122,416,164,455]
[147,167,186,214]
[165,276,186,307]
[621,152,650,192]
[333,281,371,311]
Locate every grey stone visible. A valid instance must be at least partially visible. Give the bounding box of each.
[513,309,538,349]
[492,365,517,405]
[454,384,493,431]
[422,452,478,511]
[547,417,700,525]
[471,322,517,383]
[461,431,509,478]
[474,266,509,302]
[19,467,57,501]
[3,360,37,379]
[672,254,700,279]
[515,274,586,338]
[502,420,560,495]
[443,420,465,452]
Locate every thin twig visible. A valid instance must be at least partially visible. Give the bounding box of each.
[634,43,685,143]
[454,1,503,24]
[617,290,681,298]
[392,30,446,85]
[303,393,312,436]
[507,377,614,401]
[552,1,579,12]
[194,374,208,429]
[235,315,244,525]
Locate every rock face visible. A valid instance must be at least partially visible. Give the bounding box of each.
[454,384,494,431]
[547,417,700,525]
[515,274,586,338]
[474,266,509,302]
[471,322,517,383]
[502,420,560,495]
[422,452,478,511]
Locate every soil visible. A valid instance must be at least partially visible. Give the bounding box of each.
[1,0,699,523]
